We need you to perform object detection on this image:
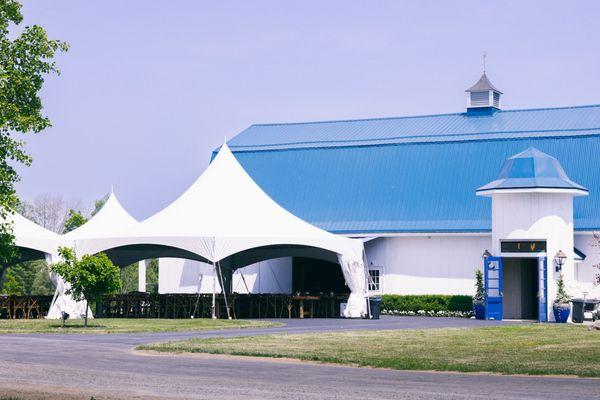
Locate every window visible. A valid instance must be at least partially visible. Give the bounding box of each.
[368,268,381,292]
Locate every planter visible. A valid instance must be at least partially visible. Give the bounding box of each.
[473,301,485,320]
[553,303,570,323]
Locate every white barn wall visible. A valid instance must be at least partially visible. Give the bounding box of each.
[574,233,600,297]
[365,235,491,295]
[158,257,292,294]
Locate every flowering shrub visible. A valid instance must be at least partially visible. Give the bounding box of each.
[381,294,473,314]
[380,295,473,318]
[380,309,473,318]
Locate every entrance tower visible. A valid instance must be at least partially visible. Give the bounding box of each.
[477,147,588,321]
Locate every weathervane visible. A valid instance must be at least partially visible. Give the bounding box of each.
[482,51,487,74]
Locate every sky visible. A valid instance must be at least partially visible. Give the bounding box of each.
[14,1,600,220]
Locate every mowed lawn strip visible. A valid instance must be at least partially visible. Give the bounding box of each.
[139,324,600,377]
[0,318,280,334]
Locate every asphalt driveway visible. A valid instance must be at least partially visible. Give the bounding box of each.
[0,317,597,400]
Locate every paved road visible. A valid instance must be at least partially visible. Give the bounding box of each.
[0,317,597,400]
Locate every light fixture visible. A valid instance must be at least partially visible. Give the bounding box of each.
[554,250,567,272]
[60,311,70,328]
[482,249,492,259]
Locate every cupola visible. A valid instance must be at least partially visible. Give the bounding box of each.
[466,73,502,111]
[476,147,588,196]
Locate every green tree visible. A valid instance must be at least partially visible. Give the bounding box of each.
[1,260,36,294]
[30,262,54,295]
[0,260,54,295]
[91,195,108,217]
[51,247,121,326]
[0,0,68,263]
[146,259,159,293]
[120,263,138,293]
[62,209,87,234]
[119,259,159,293]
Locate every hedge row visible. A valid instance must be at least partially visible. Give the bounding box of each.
[380,295,473,313]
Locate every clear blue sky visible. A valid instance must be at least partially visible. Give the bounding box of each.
[16,1,600,220]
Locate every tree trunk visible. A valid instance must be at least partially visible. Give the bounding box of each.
[0,265,6,292]
[84,299,88,327]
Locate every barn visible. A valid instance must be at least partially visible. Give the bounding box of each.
[161,73,600,321]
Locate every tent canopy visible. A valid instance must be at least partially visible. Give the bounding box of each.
[64,192,138,242]
[52,191,136,321]
[2,212,61,261]
[79,144,364,264]
[76,144,367,317]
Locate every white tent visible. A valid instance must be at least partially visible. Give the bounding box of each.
[78,144,368,317]
[63,192,138,242]
[47,192,139,319]
[8,212,61,258]
[0,212,70,317]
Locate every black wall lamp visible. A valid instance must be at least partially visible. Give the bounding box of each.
[554,250,567,272]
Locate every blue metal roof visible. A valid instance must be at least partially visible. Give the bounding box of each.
[228,104,600,151]
[476,147,588,194]
[221,104,600,234]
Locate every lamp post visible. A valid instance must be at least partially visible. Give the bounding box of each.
[554,250,567,272]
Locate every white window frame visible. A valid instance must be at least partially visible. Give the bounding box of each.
[367,266,383,293]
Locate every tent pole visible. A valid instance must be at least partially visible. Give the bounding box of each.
[239,271,250,293]
[211,261,217,319]
[192,273,203,318]
[217,260,232,319]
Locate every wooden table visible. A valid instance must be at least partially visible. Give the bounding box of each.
[293,295,320,318]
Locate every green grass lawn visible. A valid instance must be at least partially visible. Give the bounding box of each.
[0,318,279,334]
[139,324,600,377]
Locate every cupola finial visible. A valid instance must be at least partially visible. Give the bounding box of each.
[482,51,486,74]
[465,58,502,112]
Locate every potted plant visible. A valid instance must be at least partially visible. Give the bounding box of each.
[473,270,485,320]
[553,274,571,323]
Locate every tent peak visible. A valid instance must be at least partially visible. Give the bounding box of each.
[64,191,138,240]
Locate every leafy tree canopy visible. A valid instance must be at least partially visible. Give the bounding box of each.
[2,260,53,295]
[119,259,159,294]
[91,195,108,217]
[0,0,68,263]
[51,247,121,325]
[62,209,87,234]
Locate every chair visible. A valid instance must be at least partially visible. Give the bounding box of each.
[27,296,41,319]
[12,296,26,319]
[0,295,10,319]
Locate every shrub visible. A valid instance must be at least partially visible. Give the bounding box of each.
[473,270,484,303]
[554,274,571,305]
[381,294,473,314]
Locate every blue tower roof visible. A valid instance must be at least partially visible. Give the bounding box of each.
[476,147,588,194]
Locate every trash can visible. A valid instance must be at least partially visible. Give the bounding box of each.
[368,296,382,320]
[585,299,600,321]
[571,298,585,323]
